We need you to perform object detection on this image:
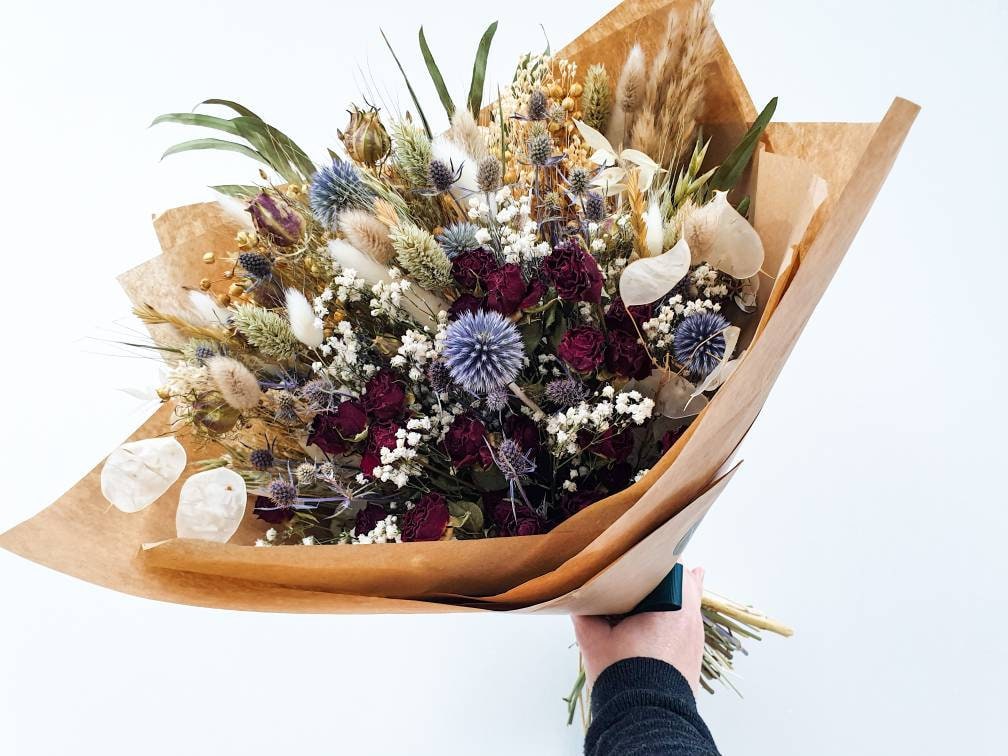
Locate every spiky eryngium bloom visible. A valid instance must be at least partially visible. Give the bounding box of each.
[483,385,509,412]
[544,377,587,409]
[476,156,502,193]
[390,221,453,290]
[427,360,454,394]
[427,159,460,194]
[673,311,730,379]
[249,447,274,471]
[495,437,536,482]
[584,191,606,223]
[299,378,333,410]
[391,120,432,188]
[231,303,300,361]
[527,131,554,166]
[309,159,372,228]
[527,89,548,120]
[274,391,298,423]
[237,252,271,280]
[437,222,480,259]
[206,356,262,410]
[267,478,297,509]
[295,463,317,486]
[338,209,395,265]
[442,310,525,395]
[582,64,612,133]
[567,167,590,197]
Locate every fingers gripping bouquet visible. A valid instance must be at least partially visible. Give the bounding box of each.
[1,0,916,698]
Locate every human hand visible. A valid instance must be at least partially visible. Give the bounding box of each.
[572,565,706,693]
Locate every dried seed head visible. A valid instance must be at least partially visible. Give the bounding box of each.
[476,156,502,193]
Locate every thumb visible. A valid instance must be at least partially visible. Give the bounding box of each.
[571,614,610,651]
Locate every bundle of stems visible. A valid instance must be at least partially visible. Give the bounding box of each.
[564,592,793,726]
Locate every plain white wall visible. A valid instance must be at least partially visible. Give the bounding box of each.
[1,1,1004,753]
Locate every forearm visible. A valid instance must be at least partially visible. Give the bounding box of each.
[585,657,720,756]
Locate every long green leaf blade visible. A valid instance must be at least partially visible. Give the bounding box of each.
[380,28,432,140]
[161,138,270,167]
[210,184,261,200]
[231,116,301,184]
[418,27,456,119]
[710,97,777,193]
[467,21,498,117]
[151,112,240,135]
[200,99,315,179]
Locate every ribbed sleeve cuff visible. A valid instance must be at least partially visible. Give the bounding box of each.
[590,657,696,715]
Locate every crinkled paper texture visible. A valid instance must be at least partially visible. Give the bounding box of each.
[0,0,918,614]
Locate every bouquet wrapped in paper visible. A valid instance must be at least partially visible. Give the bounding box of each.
[1,0,915,692]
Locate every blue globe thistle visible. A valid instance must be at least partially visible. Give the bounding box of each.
[673,312,730,379]
[309,159,371,228]
[483,385,510,412]
[544,377,587,409]
[437,222,480,259]
[495,437,536,483]
[442,309,525,395]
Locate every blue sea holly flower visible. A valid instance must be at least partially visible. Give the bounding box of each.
[309,159,371,228]
[442,310,525,395]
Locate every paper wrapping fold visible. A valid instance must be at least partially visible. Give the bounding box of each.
[0,0,918,614]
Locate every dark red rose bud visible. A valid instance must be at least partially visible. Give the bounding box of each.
[448,293,485,320]
[578,426,635,462]
[401,493,450,542]
[557,326,606,373]
[604,329,652,380]
[485,263,529,316]
[354,503,386,537]
[443,414,492,468]
[605,297,653,334]
[542,238,603,303]
[487,494,549,536]
[362,369,406,421]
[451,249,500,290]
[307,400,368,455]
[553,489,604,525]
[360,422,400,477]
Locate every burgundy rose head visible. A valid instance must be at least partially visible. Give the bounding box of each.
[401,493,450,542]
[503,413,541,455]
[485,264,544,316]
[253,495,292,524]
[489,495,547,536]
[579,426,635,462]
[354,503,386,536]
[307,400,368,455]
[448,293,485,320]
[554,489,604,524]
[556,325,606,373]
[363,369,406,421]
[360,422,400,477]
[247,191,303,247]
[605,297,653,334]
[451,249,500,290]
[661,427,684,454]
[542,238,603,303]
[593,461,634,492]
[604,329,652,380]
[443,414,492,469]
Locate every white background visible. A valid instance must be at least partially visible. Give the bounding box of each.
[1,0,1005,753]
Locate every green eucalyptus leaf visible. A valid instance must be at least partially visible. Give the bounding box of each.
[418,26,456,119]
[710,97,777,193]
[467,21,498,117]
[381,28,433,140]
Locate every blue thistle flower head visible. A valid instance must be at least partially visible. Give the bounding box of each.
[673,311,731,379]
[495,438,536,482]
[442,310,525,395]
[309,159,370,228]
[437,222,480,259]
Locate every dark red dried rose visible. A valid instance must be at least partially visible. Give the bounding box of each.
[604,329,652,380]
[556,326,606,373]
[593,461,634,492]
[553,489,604,524]
[307,400,367,455]
[451,249,499,290]
[661,427,684,454]
[605,297,653,334]
[488,494,548,536]
[354,503,386,536]
[360,422,400,477]
[519,278,546,310]
[485,264,528,316]
[578,426,635,462]
[542,238,603,303]
[401,493,450,542]
[443,414,492,469]
[253,495,291,524]
[448,293,485,320]
[362,369,406,421]
[503,413,540,455]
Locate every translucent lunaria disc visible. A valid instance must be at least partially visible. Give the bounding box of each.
[175,468,248,543]
[100,437,187,514]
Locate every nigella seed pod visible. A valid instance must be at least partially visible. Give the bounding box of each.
[428,159,456,194]
[527,89,548,120]
[584,191,606,222]
[527,132,553,166]
[246,192,303,247]
[338,105,392,167]
[477,156,502,193]
[237,252,272,280]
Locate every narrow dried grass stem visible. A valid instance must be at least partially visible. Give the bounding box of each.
[702,592,795,637]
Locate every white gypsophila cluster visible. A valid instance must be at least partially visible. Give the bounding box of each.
[390,328,436,381]
[633,468,650,483]
[562,463,589,493]
[301,536,317,546]
[691,264,729,299]
[537,353,564,379]
[354,515,402,544]
[602,255,628,283]
[363,416,434,489]
[314,266,367,317]
[545,386,654,458]
[642,295,723,350]
[468,190,551,267]
[312,320,373,387]
[370,268,413,319]
[255,527,279,548]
